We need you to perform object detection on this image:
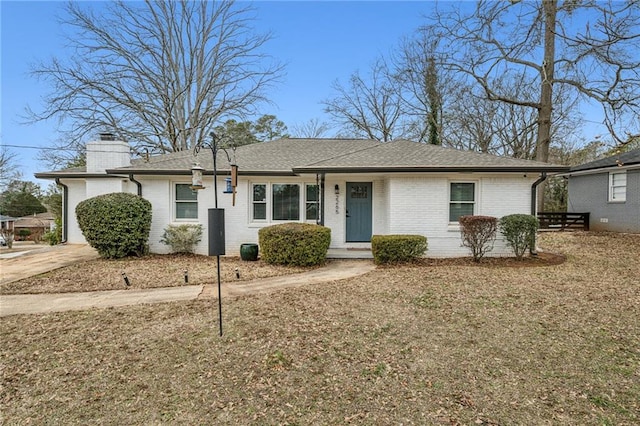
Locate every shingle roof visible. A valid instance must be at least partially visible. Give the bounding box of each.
[37,138,568,178]
[570,148,640,172]
[292,139,566,173]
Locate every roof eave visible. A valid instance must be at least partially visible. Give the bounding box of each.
[105,168,297,177]
[292,166,570,174]
[34,172,128,179]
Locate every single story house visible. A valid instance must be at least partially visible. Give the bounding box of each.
[566,148,640,233]
[35,136,567,257]
[14,212,55,241]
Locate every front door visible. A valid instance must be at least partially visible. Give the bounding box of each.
[346,182,372,242]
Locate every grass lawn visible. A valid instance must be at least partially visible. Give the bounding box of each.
[1,232,639,424]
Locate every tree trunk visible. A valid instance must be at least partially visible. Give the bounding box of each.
[536,0,557,213]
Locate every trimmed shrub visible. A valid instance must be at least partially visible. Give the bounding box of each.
[371,234,428,265]
[17,229,31,241]
[499,214,539,260]
[76,192,152,259]
[258,223,331,266]
[160,224,203,254]
[459,215,498,262]
[43,217,62,245]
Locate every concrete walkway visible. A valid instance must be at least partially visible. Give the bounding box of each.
[1,244,100,284]
[0,260,375,317]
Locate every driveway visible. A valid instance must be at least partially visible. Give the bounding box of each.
[0,244,100,285]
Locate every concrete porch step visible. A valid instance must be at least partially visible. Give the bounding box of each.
[326,248,373,259]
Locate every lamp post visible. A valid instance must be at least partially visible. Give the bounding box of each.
[191,132,237,336]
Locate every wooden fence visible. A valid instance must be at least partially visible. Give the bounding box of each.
[537,212,590,231]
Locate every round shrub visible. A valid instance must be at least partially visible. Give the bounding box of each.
[76,192,152,259]
[371,234,427,264]
[499,214,539,260]
[258,223,331,266]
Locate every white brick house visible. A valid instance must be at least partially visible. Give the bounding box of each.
[36,136,567,257]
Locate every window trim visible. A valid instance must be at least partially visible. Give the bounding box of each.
[448,181,477,224]
[251,183,268,222]
[271,183,301,222]
[173,182,199,221]
[305,183,320,222]
[249,181,320,224]
[608,171,627,203]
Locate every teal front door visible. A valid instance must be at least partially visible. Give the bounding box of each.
[346,182,372,242]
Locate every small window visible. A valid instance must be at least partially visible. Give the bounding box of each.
[272,184,300,221]
[609,172,627,202]
[252,184,267,220]
[449,182,475,222]
[175,184,198,219]
[305,184,319,221]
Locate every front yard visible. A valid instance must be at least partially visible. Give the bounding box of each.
[1,232,639,424]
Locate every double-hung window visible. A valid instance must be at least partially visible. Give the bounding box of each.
[305,184,319,221]
[252,184,267,220]
[609,172,627,202]
[175,183,198,219]
[449,182,475,222]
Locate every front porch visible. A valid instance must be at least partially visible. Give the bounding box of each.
[326,248,373,259]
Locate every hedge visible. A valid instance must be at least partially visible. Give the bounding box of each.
[258,223,331,266]
[371,234,428,264]
[76,192,152,259]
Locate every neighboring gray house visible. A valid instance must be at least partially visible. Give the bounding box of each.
[567,148,640,232]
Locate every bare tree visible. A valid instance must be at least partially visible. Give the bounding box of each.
[289,118,332,139]
[0,146,20,191]
[393,34,446,144]
[424,0,639,209]
[323,60,407,142]
[29,0,283,165]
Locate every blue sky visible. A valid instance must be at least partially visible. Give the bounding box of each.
[1,1,611,186]
[1,1,434,183]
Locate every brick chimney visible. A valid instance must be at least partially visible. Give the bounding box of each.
[86,134,130,173]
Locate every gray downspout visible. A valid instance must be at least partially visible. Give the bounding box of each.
[55,178,68,243]
[129,174,142,196]
[530,172,547,255]
[319,174,326,226]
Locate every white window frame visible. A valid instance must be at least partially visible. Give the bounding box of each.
[251,183,268,222]
[608,171,627,202]
[173,182,198,221]
[448,181,477,223]
[304,183,320,222]
[249,181,320,224]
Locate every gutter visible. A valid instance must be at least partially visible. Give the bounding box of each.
[292,166,569,175]
[530,172,547,216]
[530,172,547,256]
[54,178,68,243]
[129,174,142,197]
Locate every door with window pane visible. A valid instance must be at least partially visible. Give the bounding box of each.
[346,182,372,242]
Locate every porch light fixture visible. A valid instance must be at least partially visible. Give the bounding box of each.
[334,184,340,195]
[191,132,239,337]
